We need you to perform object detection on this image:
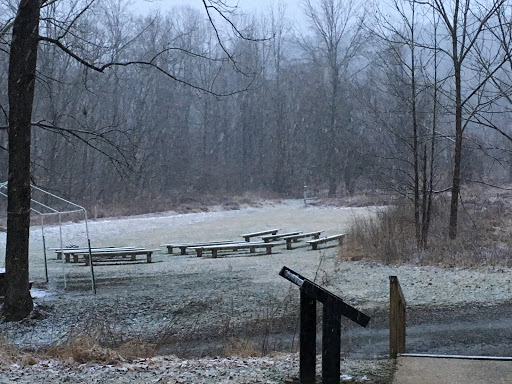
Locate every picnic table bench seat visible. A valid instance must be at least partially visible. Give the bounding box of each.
[162,240,236,255]
[306,234,346,250]
[282,231,323,250]
[240,229,279,242]
[192,241,283,258]
[78,249,159,266]
[261,231,301,243]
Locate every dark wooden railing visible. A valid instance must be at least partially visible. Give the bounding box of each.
[280,266,371,384]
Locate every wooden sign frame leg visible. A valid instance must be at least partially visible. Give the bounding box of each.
[322,301,341,384]
[300,290,317,384]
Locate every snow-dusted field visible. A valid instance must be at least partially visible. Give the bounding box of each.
[1,200,512,383]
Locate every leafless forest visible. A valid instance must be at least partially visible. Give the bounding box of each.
[2,0,512,217]
[3,3,512,379]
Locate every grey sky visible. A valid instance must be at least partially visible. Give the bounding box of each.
[130,0,303,21]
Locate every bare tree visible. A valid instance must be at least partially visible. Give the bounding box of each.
[2,0,259,321]
[3,0,40,320]
[301,0,366,196]
[425,0,508,239]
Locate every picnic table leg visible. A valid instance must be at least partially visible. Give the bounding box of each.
[167,246,173,254]
[313,234,320,239]
[57,252,62,260]
[286,239,292,250]
[147,252,152,263]
[338,236,344,245]
[85,255,90,266]
[196,249,203,257]
[311,243,318,251]
[266,245,272,255]
[271,230,278,235]
[212,249,218,258]
[250,246,256,253]
[131,254,137,261]
[65,254,71,263]
[73,254,78,263]
[180,247,187,255]
[244,236,250,242]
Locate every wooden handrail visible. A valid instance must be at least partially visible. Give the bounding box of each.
[390,275,407,359]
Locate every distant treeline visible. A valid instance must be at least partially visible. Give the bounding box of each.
[1,0,512,214]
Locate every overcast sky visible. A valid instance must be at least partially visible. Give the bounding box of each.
[130,0,303,21]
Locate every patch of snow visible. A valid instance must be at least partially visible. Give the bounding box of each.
[30,288,50,299]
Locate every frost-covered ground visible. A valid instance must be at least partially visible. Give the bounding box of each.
[1,200,512,383]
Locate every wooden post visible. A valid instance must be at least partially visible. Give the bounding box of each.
[389,276,406,358]
[300,290,316,384]
[322,301,341,384]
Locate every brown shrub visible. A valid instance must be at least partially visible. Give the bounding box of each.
[343,192,512,267]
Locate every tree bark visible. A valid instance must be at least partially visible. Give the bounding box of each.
[449,62,463,240]
[3,0,41,321]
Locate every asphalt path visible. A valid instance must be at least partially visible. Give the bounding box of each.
[337,301,512,359]
[392,356,512,384]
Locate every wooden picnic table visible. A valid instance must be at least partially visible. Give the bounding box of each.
[261,231,301,243]
[282,231,323,250]
[192,241,283,258]
[307,234,345,250]
[53,246,139,261]
[81,249,160,266]
[240,229,280,242]
[162,240,236,255]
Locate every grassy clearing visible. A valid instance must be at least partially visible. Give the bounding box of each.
[343,187,512,267]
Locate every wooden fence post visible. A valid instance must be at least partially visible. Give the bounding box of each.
[389,276,406,358]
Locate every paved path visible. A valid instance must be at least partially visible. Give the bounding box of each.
[392,356,512,384]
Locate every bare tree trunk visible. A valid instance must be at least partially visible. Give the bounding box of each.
[410,5,421,247]
[449,63,463,240]
[3,0,40,321]
[422,13,439,249]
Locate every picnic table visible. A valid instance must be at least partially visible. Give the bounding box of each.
[240,229,279,242]
[282,231,323,249]
[307,234,345,250]
[81,248,159,266]
[191,241,283,258]
[54,247,142,263]
[261,231,301,243]
[162,240,236,255]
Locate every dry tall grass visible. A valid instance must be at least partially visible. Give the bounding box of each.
[343,190,512,267]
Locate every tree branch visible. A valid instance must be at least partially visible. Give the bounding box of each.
[38,35,253,96]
